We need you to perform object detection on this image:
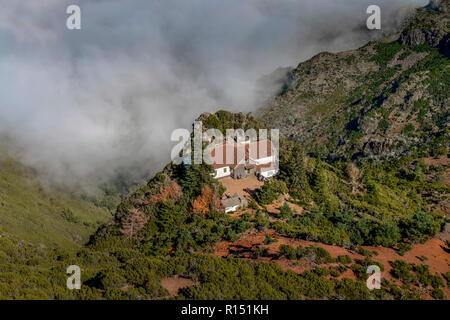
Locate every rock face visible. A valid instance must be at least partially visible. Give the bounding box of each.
[258,1,449,162]
[437,0,450,12]
[441,35,450,56]
[400,28,440,47]
[357,117,379,135]
[399,0,450,56]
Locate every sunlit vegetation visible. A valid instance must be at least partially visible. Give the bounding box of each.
[1,0,449,300]
[0,145,111,248]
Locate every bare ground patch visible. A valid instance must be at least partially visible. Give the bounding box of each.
[212,230,450,298]
[161,276,196,296]
[219,175,264,198]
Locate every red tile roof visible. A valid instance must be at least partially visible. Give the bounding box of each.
[209,143,245,169]
[256,162,276,173]
[247,139,274,160]
[209,139,276,169]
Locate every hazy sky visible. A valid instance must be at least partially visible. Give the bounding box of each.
[0,0,428,189]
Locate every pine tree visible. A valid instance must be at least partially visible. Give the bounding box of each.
[279,139,310,200]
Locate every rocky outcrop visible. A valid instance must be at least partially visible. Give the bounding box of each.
[357,116,379,135]
[440,34,450,56]
[259,0,449,162]
[399,28,445,48]
[399,0,450,56]
[436,0,450,12]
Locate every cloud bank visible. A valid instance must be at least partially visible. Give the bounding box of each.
[0,0,428,189]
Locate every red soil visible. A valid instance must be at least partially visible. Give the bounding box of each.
[265,198,304,216]
[214,158,450,298]
[213,229,450,298]
[423,155,450,186]
[220,175,264,197]
[161,276,196,296]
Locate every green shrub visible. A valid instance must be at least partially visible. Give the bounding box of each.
[255,180,288,205]
[358,246,377,257]
[444,272,450,287]
[372,42,403,66]
[296,246,335,264]
[263,234,278,245]
[313,267,330,277]
[404,212,443,243]
[248,199,259,210]
[431,288,445,300]
[61,208,81,224]
[94,270,127,290]
[279,202,294,219]
[254,247,269,258]
[401,124,415,135]
[279,244,297,260]
[351,264,367,280]
[337,265,347,273]
[334,278,371,300]
[397,242,412,256]
[330,268,341,277]
[225,229,238,242]
[338,255,352,265]
[391,260,414,282]
[430,274,445,289]
[359,257,385,272]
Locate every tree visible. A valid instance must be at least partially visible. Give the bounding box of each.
[149,182,182,203]
[156,200,188,235]
[391,260,413,282]
[338,255,352,265]
[345,162,360,193]
[279,202,293,219]
[255,180,288,205]
[119,208,148,239]
[264,233,277,245]
[279,139,311,200]
[372,222,401,247]
[279,244,297,260]
[178,164,222,199]
[405,212,442,243]
[191,185,221,217]
[311,160,328,198]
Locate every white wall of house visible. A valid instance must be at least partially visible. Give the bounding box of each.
[214,166,231,179]
[224,205,239,213]
[260,169,277,179]
[251,156,274,165]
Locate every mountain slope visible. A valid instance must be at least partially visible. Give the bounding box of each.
[0,1,449,301]
[0,143,111,248]
[259,0,449,162]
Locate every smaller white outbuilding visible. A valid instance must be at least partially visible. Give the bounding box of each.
[221,194,248,213]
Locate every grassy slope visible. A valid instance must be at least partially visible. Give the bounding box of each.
[0,145,111,248]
